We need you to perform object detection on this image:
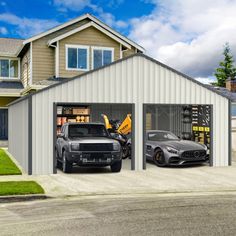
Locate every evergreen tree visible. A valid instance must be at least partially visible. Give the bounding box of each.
[214,43,236,87]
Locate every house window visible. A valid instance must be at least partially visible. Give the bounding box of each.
[0,59,19,79]
[66,45,89,71]
[92,47,114,69]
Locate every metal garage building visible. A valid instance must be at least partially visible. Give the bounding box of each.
[8,54,231,174]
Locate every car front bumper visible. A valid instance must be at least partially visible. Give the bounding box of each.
[164,149,210,166]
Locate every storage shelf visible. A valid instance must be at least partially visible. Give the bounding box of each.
[57,114,90,116]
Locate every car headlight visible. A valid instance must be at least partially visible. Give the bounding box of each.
[113,143,120,151]
[200,143,207,150]
[70,143,80,151]
[166,146,179,154]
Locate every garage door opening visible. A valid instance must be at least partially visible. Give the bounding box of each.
[143,104,212,169]
[53,103,134,174]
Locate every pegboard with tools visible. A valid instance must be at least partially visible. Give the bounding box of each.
[192,105,211,149]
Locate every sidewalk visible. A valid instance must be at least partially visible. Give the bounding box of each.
[1,161,236,198]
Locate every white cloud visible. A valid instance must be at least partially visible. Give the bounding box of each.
[53,0,94,11]
[0,26,7,35]
[52,0,128,29]
[195,77,216,85]
[128,0,236,78]
[0,13,59,38]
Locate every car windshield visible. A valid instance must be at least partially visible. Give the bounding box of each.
[148,131,179,141]
[68,124,109,138]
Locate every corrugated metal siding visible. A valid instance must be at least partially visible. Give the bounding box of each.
[13,55,229,174]
[8,99,29,172]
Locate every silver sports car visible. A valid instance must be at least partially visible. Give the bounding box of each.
[145,130,209,166]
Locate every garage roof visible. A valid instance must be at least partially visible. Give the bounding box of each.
[8,53,231,106]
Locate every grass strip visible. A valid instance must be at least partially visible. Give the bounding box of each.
[0,149,21,175]
[0,181,44,196]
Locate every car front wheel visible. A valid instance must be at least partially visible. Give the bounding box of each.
[153,148,166,167]
[62,151,73,173]
[111,160,122,172]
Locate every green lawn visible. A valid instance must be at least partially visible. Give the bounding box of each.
[0,149,21,175]
[0,181,44,196]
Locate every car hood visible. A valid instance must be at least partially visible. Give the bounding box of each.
[157,140,205,151]
[69,137,118,144]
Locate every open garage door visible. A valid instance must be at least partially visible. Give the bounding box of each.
[53,103,135,173]
[143,104,212,169]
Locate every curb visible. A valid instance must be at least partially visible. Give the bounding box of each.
[0,194,50,203]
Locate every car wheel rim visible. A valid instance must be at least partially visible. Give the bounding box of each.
[155,151,164,164]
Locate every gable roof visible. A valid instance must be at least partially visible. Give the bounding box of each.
[48,21,131,49]
[8,53,230,106]
[23,13,144,52]
[0,38,24,57]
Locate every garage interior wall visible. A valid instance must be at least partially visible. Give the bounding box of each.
[8,98,29,173]
[90,104,132,123]
[8,54,230,174]
[146,105,192,137]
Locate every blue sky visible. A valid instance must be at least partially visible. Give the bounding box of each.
[1,0,236,83]
[0,0,154,39]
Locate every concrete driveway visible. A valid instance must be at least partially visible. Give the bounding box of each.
[24,160,236,196]
[2,159,236,198]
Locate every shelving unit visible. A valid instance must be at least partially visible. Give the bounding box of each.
[56,105,91,134]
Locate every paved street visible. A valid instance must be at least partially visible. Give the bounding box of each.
[0,194,236,236]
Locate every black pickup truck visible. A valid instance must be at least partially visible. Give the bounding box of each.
[56,123,122,173]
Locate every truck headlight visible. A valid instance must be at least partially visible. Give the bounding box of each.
[166,146,178,154]
[71,143,80,151]
[113,143,120,151]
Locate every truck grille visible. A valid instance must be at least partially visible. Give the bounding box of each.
[182,150,206,159]
[79,143,113,151]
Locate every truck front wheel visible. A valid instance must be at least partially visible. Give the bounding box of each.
[110,160,122,172]
[62,151,73,173]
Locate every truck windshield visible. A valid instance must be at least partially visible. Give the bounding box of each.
[68,124,109,138]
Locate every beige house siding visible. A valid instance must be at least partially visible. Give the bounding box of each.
[21,47,30,87]
[123,46,136,58]
[59,26,120,78]
[31,19,90,83]
[31,18,138,82]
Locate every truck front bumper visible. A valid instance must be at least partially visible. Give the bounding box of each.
[66,151,122,166]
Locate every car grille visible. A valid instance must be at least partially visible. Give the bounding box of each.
[182,150,206,159]
[79,143,113,151]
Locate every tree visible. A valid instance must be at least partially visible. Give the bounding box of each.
[214,43,236,87]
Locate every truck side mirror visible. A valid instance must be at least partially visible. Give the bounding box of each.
[58,133,65,139]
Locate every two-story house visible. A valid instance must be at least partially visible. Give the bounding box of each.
[0,13,145,143]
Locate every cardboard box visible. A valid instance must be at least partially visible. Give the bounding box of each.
[73,108,90,115]
[63,107,72,115]
[67,119,76,123]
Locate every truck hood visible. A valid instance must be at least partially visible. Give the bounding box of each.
[69,137,118,144]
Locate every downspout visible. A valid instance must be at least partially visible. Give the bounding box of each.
[50,42,59,78]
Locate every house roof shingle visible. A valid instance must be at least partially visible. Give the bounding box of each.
[205,84,236,103]
[0,38,24,57]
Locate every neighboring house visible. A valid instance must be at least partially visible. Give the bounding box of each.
[206,80,236,159]
[0,13,145,143]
